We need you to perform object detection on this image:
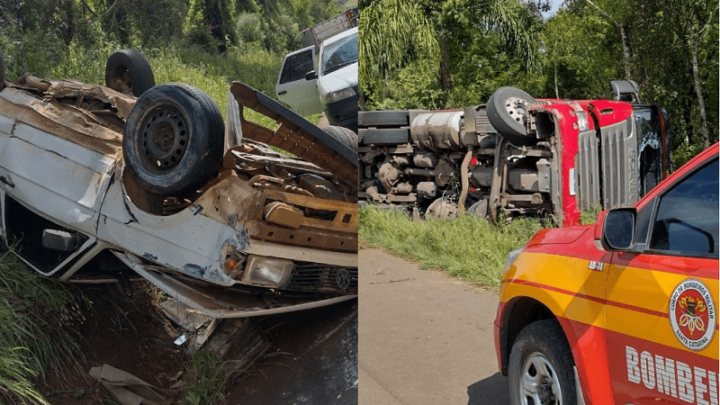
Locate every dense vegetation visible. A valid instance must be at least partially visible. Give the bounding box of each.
[360,0,718,167]
[0,0,348,403]
[0,0,346,128]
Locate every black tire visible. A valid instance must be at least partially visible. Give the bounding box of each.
[105,49,155,97]
[486,87,537,146]
[0,48,4,91]
[508,320,577,405]
[358,128,411,145]
[359,111,410,127]
[123,83,224,196]
[319,125,358,150]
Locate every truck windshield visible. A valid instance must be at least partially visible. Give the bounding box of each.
[634,106,665,196]
[320,32,358,75]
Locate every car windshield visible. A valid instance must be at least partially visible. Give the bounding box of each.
[321,32,358,75]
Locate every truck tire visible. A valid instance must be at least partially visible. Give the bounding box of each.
[487,87,537,146]
[105,49,155,97]
[320,125,358,150]
[359,111,410,127]
[358,128,411,145]
[508,320,577,405]
[123,83,224,196]
[0,48,4,91]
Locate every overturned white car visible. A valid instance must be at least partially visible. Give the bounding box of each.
[0,49,358,318]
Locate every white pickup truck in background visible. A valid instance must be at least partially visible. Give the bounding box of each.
[276,10,358,132]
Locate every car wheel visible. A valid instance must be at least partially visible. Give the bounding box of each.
[319,125,358,150]
[123,83,224,196]
[105,49,155,97]
[486,87,537,146]
[508,320,577,405]
[0,48,4,91]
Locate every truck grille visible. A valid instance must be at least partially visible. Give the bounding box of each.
[287,262,358,294]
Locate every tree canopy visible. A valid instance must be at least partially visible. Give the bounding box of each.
[360,0,718,166]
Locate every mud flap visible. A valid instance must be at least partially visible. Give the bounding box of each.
[112,251,356,318]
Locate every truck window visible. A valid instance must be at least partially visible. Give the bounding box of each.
[280,50,314,84]
[634,107,663,196]
[649,158,719,256]
[321,33,358,75]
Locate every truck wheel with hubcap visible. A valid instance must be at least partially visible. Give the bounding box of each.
[487,86,537,146]
[105,49,155,97]
[123,83,224,196]
[508,319,577,405]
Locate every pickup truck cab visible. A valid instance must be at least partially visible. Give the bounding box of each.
[276,27,358,132]
[494,143,718,404]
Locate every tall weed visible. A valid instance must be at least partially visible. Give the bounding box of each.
[0,252,81,404]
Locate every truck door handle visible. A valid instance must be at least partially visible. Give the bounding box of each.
[278,90,287,95]
[0,176,14,188]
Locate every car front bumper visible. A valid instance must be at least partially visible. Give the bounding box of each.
[325,94,358,132]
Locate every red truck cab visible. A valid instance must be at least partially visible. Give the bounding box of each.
[494,143,718,404]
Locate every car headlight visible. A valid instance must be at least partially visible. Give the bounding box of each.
[241,255,294,289]
[326,87,356,103]
[504,248,524,273]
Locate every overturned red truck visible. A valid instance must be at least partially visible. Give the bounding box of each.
[358,81,670,225]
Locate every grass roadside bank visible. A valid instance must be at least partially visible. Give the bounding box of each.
[359,205,545,287]
[0,251,81,405]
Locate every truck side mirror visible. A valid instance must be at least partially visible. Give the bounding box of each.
[305,70,318,81]
[598,208,636,251]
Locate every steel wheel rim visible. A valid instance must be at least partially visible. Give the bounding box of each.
[138,104,189,174]
[504,96,529,124]
[518,352,562,405]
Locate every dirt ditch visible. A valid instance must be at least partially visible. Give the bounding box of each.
[41,282,358,405]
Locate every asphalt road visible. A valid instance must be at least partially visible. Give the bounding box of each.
[359,248,510,405]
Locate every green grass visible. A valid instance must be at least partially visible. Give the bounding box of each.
[0,251,81,404]
[359,205,545,287]
[0,37,316,132]
[184,348,230,405]
[580,205,603,225]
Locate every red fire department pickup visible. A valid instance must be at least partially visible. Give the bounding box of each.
[495,143,718,404]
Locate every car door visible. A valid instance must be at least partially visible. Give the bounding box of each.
[276,46,323,116]
[605,156,719,404]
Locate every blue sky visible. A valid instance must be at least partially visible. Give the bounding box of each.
[544,0,565,18]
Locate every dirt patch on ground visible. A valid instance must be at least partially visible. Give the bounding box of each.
[42,282,187,404]
[39,282,358,405]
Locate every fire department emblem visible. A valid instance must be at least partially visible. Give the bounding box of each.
[669,279,716,351]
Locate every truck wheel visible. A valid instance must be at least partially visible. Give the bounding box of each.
[468,199,488,219]
[123,83,224,196]
[487,87,537,146]
[320,125,358,150]
[105,49,155,97]
[508,320,577,405]
[359,111,410,127]
[426,197,458,220]
[0,48,4,91]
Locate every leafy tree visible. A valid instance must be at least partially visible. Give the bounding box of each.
[360,0,544,109]
[184,0,237,52]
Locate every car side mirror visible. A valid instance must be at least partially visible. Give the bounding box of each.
[305,70,317,81]
[598,208,636,251]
